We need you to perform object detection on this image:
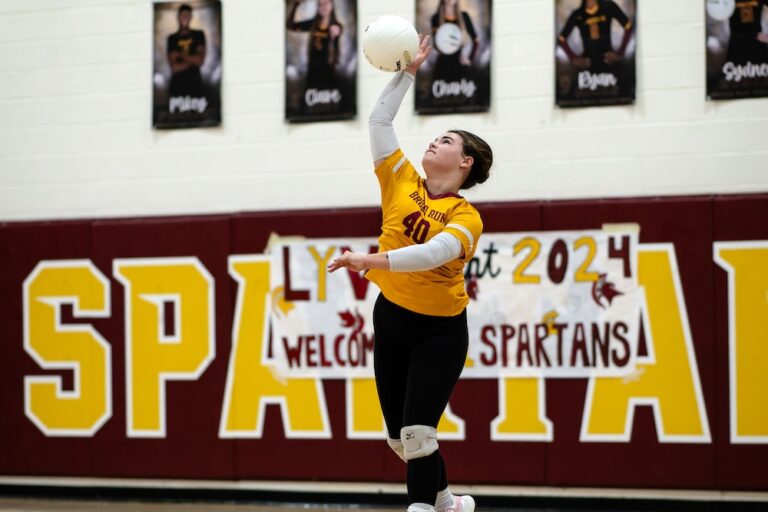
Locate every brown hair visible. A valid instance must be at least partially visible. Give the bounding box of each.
[451,130,493,190]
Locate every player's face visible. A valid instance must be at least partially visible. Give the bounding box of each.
[178,10,191,29]
[318,0,333,17]
[423,132,466,172]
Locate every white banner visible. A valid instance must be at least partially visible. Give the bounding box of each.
[267,229,641,378]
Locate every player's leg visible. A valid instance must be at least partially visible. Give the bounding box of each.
[373,293,412,460]
[434,439,475,512]
[401,310,469,510]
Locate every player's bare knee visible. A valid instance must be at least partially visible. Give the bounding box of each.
[400,424,438,460]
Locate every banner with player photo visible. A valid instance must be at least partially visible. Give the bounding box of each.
[152,1,222,128]
[555,0,636,107]
[285,0,357,122]
[414,0,492,114]
[268,229,642,379]
[706,0,768,100]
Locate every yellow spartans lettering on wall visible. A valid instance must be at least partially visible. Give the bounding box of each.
[113,258,215,437]
[24,260,112,436]
[19,239,768,443]
[715,242,768,443]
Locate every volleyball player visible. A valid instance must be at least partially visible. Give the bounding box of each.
[167,4,207,99]
[328,35,493,512]
[558,0,633,71]
[726,0,768,65]
[430,0,479,82]
[286,0,343,91]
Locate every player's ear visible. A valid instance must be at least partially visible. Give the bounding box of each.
[461,155,474,169]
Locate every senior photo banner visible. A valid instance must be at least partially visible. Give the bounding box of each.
[268,229,641,379]
[555,0,636,107]
[285,0,358,122]
[152,1,222,128]
[414,0,492,114]
[706,0,768,100]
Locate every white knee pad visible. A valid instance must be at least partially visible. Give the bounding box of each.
[400,424,438,460]
[387,437,406,463]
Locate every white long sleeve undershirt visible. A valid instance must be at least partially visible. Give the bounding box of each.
[387,232,463,272]
[369,71,414,161]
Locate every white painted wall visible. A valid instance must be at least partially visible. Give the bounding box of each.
[0,0,766,222]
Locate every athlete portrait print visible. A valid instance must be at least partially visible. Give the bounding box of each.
[285,0,357,122]
[555,0,636,107]
[152,1,222,128]
[706,0,768,99]
[415,0,492,114]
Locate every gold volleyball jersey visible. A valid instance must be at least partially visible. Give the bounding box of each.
[365,149,483,317]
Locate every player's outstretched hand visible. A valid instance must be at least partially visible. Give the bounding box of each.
[328,251,367,273]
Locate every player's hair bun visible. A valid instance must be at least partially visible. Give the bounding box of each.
[452,129,493,190]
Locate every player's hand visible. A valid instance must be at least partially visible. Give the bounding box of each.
[328,251,367,273]
[603,51,621,64]
[405,34,432,75]
[330,24,341,39]
[757,32,768,44]
[459,54,471,66]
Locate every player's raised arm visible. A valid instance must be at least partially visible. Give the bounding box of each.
[369,35,432,169]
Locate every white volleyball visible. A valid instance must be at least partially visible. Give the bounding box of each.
[362,15,419,72]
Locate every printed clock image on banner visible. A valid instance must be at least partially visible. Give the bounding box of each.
[706,0,768,100]
[555,0,636,107]
[414,0,492,115]
[284,0,358,122]
[152,1,222,128]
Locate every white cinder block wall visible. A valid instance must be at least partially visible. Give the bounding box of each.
[0,0,766,222]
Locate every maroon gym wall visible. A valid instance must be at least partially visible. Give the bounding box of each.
[0,194,766,491]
